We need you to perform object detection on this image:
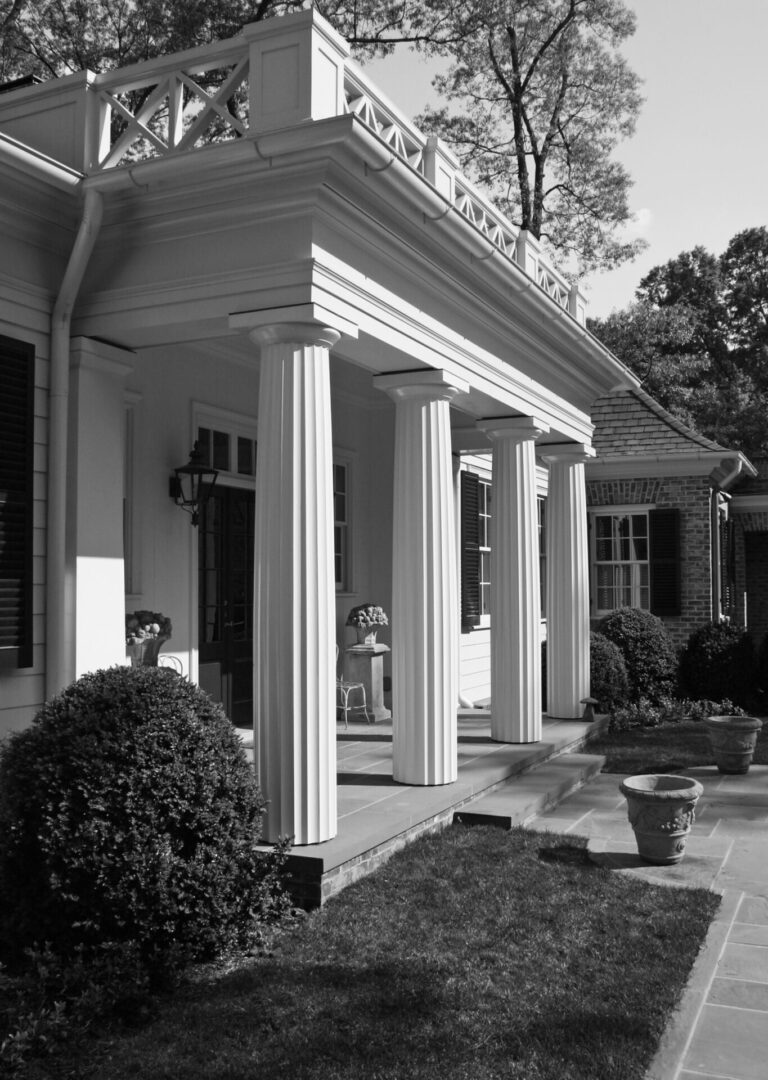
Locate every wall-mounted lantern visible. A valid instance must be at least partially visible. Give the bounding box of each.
[169,442,218,526]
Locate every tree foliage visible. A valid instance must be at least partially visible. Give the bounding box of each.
[416,0,645,273]
[0,0,459,79]
[589,226,768,457]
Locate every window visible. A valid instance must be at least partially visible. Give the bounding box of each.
[590,507,680,617]
[593,512,650,612]
[197,426,257,478]
[462,472,548,627]
[334,462,350,592]
[538,497,546,617]
[0,335,35,668]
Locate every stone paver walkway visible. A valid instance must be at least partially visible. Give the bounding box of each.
[527,765,768,1080]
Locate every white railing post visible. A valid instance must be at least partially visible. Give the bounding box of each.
[515,229,541,278]
[569,283,587,326]
[423,136,458,203]
[243,9,349,135]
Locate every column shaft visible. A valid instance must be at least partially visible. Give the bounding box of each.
[479,418,548,743]
[544,449,593,718]
[251,325,338,845]
[375,371,467,785]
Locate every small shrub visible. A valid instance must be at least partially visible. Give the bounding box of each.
[609,695,745,732]
[0,666,289,982]
[589,632,630,712]
[597,607,678,702]
[679,622,756,707]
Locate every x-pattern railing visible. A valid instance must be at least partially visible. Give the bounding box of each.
[91,40,250,170]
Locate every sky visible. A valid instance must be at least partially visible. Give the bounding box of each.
[363,0,768,318]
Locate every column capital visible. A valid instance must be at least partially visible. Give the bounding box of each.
[374,369,469,404]
[477,415,550,443]
[540,442,595,465]
[245,322,341,351]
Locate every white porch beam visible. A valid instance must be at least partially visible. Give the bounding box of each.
[541,444,594,719]
[478,416,549,743]
[243,321,340,845]
[374,369,468,785]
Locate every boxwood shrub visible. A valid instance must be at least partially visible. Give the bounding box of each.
[0,666,288,979]
[589,631,630,713]
[596,607,678,702]
[678,622,756,707]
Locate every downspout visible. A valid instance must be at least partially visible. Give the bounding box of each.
[46,186,104,698]
[709,456,747,625]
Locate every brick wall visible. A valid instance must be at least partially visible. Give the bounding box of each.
[586,474,714,649]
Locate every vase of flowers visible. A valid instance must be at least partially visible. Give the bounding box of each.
[346,603,388,646]
[125,611,172,667]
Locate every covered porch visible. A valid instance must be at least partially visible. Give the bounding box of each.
[0,9,636,844]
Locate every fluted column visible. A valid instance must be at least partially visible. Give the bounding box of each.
[541,445,595,718]
[478,417,549,743]
[249,323,339,845]
[374,370,468,785]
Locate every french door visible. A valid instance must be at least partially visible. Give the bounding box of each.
[198,486,255,726]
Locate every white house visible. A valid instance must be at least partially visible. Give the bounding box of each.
[0,10,637,846]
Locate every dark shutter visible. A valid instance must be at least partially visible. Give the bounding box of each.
[649,508,681,617]
[0,335,35,668]
[461,471,481,628]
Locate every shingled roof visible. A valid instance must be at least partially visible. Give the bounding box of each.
[591,386,728,457]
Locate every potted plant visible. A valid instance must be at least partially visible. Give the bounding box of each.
[704,714,763,774]
[125,610,172,666]
[346,603,388,646]
[619,774,703,865]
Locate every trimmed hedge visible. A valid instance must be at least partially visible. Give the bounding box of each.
[0,666,287,979]
[596,607,678,703]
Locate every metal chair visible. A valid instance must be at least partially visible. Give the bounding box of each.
[336,645,370,728]
[158,653,184,675]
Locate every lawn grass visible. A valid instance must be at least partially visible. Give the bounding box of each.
[591,715,768,775]
[55,825,719,1080]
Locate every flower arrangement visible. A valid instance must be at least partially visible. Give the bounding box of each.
[346,604,388,630]
[126,611,172,646]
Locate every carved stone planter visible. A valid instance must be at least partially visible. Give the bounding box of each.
[704,715,763,774]
[619,774,704,865]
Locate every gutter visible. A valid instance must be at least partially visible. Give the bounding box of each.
[46,186,104,697]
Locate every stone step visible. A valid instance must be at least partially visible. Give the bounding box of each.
[454,752,606,829]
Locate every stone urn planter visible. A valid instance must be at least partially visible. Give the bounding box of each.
[704,715,763,774]
[619,774,704,865]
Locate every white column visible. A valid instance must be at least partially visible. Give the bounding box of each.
[68,339,134,678]
[248,323,339,846]
[478,417,549,743]
[374,370,468,785]
[541,445,594,718]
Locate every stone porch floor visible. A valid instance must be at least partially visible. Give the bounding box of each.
[238,710,601,906]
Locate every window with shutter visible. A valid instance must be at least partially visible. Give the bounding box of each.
[0,335,35,669]
[589,506,681,618]
[460,471,481,628]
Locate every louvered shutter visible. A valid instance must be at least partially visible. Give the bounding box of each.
[0,336,35,668]
[649,508,681,617]
[461,471,481,629]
